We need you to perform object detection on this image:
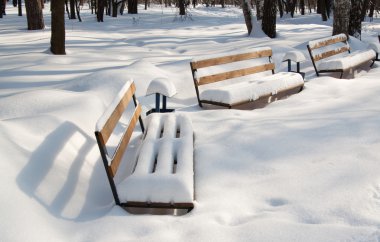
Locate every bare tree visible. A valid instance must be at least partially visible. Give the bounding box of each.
[51,0,66,54]
[333,0,351,36]
[25,0,45,30]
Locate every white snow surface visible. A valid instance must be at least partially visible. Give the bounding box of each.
[117,113,193,203]
[2,4,380,242]
[282,50,307,62]
[146,77,177,97]
[200,72,304,105]
[316,49,376,71]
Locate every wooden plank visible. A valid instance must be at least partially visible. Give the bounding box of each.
[99,82,136,144]
[313,46,350,61]
[122,201,194,209]
[198,63,275,85]
[309,35,347,50]
[109,104,142,177]
[191,49,272,69]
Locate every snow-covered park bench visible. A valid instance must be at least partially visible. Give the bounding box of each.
[95,81,194,212]
[189,47,304,109]
[307,34,376,79]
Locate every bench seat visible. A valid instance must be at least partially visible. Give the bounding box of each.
[316,49,376,71]
[200,72,304,106]
[117,113,194,204]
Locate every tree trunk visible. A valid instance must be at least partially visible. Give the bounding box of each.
[289,0,295,17]
[368,1,375,21]
[278,0,283,17]
[242,0,253,35]
[179,0,185,15]
[333,0,350,36]
[325,0,331,18]
[319,0,327,20]
[256,0,264,20]
[349,0,364,39]
[128,0,137,14]
[361,0,370,20]
[0,0,4,18]
[69,0,76,18]
[50,0,65,54]
[300,0,305,15]
[97,0,105,21]
[18,0,22,15]
[262,0,276,38]
[25,0,45,30]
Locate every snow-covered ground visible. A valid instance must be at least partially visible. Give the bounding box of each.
[1,3,380,241]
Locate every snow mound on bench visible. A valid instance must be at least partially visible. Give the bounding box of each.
[199,72,304,106]
[317,49,376,71]
[117,113,194,203]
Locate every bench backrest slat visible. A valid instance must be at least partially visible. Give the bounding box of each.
[198,63,275,85]
[98,83,137,145]
[191,49,273,69]
[312,45,350,62]
[108,104,142,177]
[308,34,347,50]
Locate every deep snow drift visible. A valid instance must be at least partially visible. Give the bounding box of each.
[1,3,380,242]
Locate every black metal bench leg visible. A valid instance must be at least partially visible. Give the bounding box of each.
[340,71,344,79]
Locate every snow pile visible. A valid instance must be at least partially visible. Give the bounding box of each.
[117,113,193,203]
[316,49,376,71]
[200,72,304,105]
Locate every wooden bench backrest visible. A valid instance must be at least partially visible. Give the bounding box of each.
[95,81,144,179]
[307,34,350,62]
[190,47,275,86]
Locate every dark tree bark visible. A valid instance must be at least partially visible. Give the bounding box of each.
[18,0,22,15]
[289,0,296,17]
[300,0,305,15]
[262,0,276,38]
[349,0,364,39]
[25,0,44,30]
[361,0,370,20]
[220,0,224,8]
[75,0,82,21]
[278,0,283,17]
[50,0,66,54]
[368,1,375,21]
[333,0,350,36]
[97,0,105,21]
[319,0,327,20]
[179,0,185,15]
[127,0,137,14]
[325,0,331,18]
[256,0,264,20]
[69,0,75,18]
[0,0,4,18]
[13,0,16,7]
[242,0,253,35]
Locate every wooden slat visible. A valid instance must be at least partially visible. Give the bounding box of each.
[99,82,136,144]
[191,49,272,70]
[198,63,275,85]
[109,104,142,177]
[313,46,350,61]
[309,35,347,50]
